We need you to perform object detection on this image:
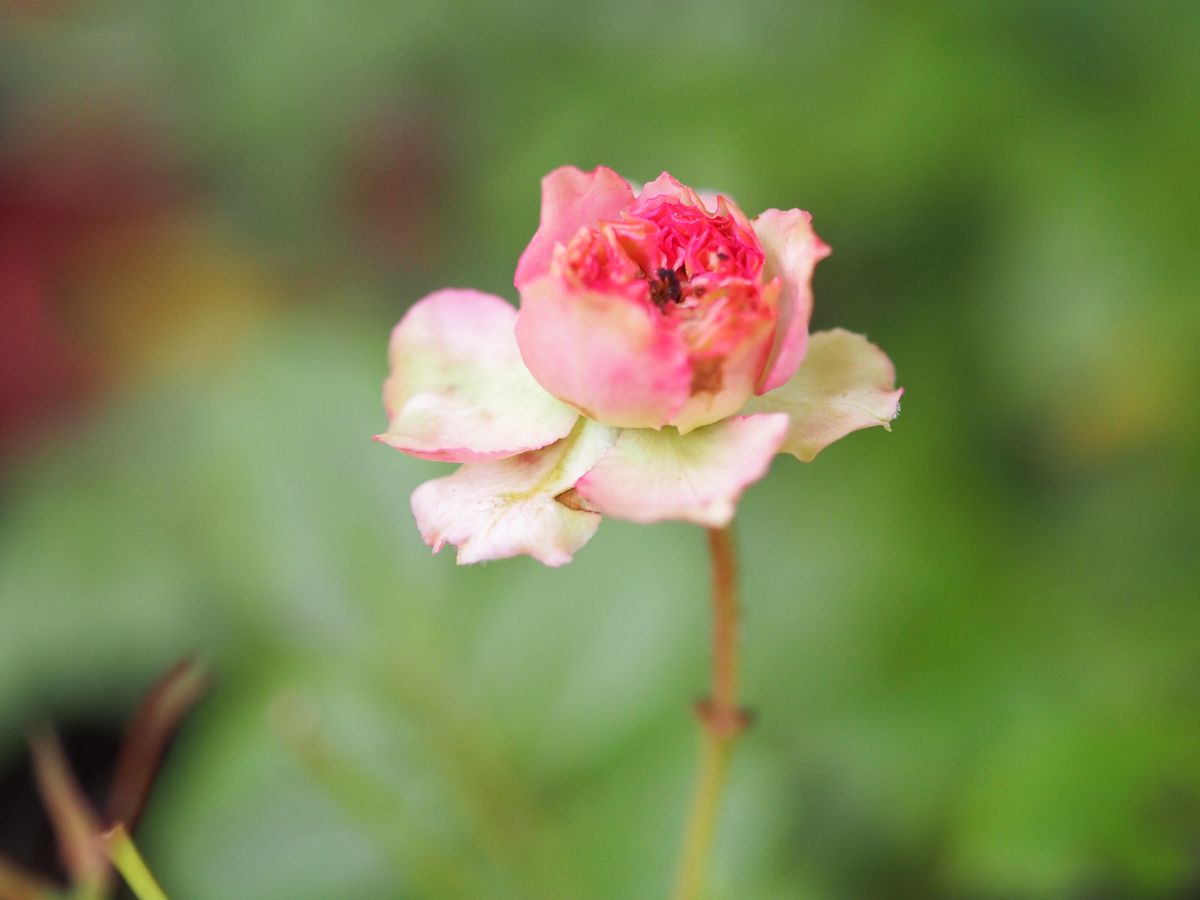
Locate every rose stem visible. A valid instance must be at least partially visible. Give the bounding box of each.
[671,525,749,900]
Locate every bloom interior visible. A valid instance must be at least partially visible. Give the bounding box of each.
[377,166,902,565]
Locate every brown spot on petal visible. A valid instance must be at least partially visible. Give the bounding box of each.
[554,488,595,512]
[690,357,724,395]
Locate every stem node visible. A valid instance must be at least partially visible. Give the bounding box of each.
[694,698,753,739]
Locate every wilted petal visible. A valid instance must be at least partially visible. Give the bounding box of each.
[669,279,780,435]
[515,166,635,289]
[744,328,902,461]
[515,276,692,429]
[574,413,789,527]
[411,419,617,566]
[752,208,831,393]
[377,289,580,462]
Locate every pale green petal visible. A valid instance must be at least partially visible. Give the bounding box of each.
[377,288,579,462]
[574,414,789,526]
[744,328,902,462]
[411,419,617,567]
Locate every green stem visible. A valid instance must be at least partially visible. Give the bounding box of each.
[670,525,749,900]
[99,825,168,900]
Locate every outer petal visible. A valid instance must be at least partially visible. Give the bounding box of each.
[411,419,617,567]
[514,166,635,290]
[752,208,831,393]
[376,288,579,462]
[574,413,789,527]
[515,275,692,429]
[743,328,902,462]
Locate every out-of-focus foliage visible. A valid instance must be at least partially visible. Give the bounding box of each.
[1,1,1198,898]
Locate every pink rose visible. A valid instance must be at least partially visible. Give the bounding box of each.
[377,166,902,566]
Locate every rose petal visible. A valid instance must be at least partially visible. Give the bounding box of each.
[752,208,831,393]
[714,193,760,238]
[696,189,722,212]
[669,279,780,435]
[637,176,758,236]
[574,413,789,527]
[411,419,617,567]
[637,171,706,208]
[515,275,692,429]
[514,166,634,290]
[743,328,902,461]
[376,288,580,462]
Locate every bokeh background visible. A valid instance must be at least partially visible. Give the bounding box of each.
[2,1,1198,898]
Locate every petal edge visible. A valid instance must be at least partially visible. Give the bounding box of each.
[752,208,831,394]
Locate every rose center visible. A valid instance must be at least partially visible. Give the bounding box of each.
[648,267,685,308]
[555,198,768,343]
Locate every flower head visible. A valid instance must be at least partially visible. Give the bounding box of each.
[377,166,902,566]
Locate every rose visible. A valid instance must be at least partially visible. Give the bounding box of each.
[377,166,901,565]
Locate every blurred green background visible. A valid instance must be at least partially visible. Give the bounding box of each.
[2,1,1198,897]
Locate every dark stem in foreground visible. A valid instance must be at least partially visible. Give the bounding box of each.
[671,525,750,900]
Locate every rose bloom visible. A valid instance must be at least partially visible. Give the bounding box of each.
[377,166,901,566]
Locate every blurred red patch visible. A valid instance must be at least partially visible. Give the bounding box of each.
[0,112,185,462]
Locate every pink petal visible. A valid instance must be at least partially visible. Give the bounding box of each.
[637,176,757,235]
[637,171,705,208]
[514,166,635,290]
[696,189,722,212]
[411,419,617,567]
[376,288,580,462]
[743,328,902,461]
[752,208,832,394]
[515,275,693,429]
[574,413,790,527]
[669,279,780,435]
